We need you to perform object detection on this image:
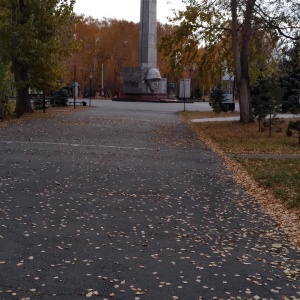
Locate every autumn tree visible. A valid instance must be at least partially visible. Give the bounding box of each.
[63,17,139,96]
[97,19,139,95]
[64,16,102,95]
[158,22,205,97]
[0,0,76,117]
[159,0,300,123]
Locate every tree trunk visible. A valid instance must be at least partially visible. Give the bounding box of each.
[15,87,32,117]
[231,0,255,123]
[11,1,33,117]
[238,75,253,123]
[12,62,33,118]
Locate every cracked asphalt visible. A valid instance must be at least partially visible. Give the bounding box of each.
[0,101,299,300]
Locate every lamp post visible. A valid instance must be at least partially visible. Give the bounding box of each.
[73,64,76,109]
[89,74,93,106]
[101,64,104,98]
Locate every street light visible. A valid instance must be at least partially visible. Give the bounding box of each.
[89,74,93,106]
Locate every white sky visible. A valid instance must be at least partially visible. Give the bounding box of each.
[73,0,186,23]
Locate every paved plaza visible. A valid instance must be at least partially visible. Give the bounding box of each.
[0,101,299,299]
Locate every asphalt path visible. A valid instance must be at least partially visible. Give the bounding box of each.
[0,101,299,300]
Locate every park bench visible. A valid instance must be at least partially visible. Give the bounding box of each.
[30,96,51,110]
[67,100,87,106]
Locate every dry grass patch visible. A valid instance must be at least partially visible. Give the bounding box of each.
[181,110,239,121]
[185,113,300,154]
[0,106,90,128]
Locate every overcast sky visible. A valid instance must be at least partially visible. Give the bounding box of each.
[73,0,186,23]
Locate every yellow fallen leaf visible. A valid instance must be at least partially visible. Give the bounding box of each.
[86,291,93,297]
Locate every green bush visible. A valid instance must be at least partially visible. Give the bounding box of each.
[251,78,284,134]
[209,83,228,113]
[286,120,300,145]
[50,87,69,107]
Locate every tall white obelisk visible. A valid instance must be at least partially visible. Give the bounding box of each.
[138,0,157,69]
[120,0,167,100]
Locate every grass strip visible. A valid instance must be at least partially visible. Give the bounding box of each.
[181,111,300,209]
[237,158,300,207]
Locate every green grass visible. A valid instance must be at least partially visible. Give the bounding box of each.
[237,158,300,207]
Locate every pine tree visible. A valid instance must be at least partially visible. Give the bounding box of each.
[280,42,300,114]
[251,78,283,134]
[209,83,227,113]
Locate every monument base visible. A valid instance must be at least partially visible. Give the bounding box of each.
[113,93,170,102]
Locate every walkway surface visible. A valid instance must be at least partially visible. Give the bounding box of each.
[0,101,299,300]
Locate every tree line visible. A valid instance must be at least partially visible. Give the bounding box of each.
[62,17,184,99]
